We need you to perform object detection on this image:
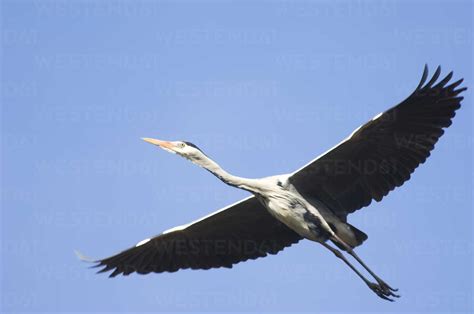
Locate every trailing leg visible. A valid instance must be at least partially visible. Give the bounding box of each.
[320,242,398,301]
[330,235,400,299]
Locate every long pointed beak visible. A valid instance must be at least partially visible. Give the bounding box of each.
[141,138,175,150]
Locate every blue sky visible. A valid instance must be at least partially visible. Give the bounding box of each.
[2,0,472,312]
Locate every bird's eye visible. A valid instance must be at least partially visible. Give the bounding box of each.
[179,143,186,148]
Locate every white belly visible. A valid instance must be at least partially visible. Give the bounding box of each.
[257,193,329,241]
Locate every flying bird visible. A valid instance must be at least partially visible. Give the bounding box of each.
[79,65,466,301]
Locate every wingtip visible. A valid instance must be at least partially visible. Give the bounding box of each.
[426,65,442,88]
[417,64,430,90]
[74,249,97,263]
[423,63,428,75]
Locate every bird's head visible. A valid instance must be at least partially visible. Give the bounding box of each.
[141,137,208,165]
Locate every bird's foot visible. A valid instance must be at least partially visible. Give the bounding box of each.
[376,278,399,294]
[367,282,400,301]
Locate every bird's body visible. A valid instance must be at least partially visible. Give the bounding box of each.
[253,175,335,243]
[79,65,466,301]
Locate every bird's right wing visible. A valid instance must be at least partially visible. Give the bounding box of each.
[89,196,302,277]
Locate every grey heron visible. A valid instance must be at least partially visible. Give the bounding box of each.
[79,65,466,301]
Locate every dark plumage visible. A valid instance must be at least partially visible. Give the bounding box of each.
[290,65,466,221]
[93,197,301,277]
[183,141,203,151]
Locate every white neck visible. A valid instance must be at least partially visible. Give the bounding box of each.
[192,154,261,194]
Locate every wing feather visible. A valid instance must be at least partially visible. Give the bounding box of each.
[89,197,302,276]
[289,65,466,220]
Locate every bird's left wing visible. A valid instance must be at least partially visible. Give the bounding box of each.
[87,196,302,277]
[289,65,466,221]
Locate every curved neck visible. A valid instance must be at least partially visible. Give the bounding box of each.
[194,155,261,194]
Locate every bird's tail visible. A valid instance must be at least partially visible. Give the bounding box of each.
[347,223,368,247]
[333,223,368,249]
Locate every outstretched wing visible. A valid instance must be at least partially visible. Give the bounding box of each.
[289,65,466,220]
[89,196,302,277]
